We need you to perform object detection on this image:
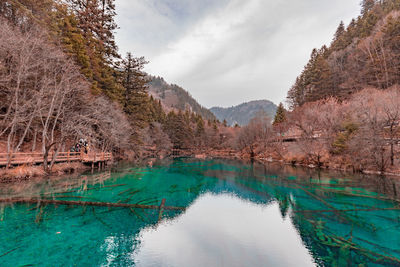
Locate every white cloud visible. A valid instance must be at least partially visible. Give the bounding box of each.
[115,0,361,108]
[148,0,261,79]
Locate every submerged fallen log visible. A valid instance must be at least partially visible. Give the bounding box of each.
[158,198,166,222]
[0,198,185,211]
[294,206,400,213]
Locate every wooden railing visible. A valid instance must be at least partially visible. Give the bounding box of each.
[82,152,112,163]
[0,152,112,167]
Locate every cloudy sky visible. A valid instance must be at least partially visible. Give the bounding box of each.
[115,0,361,108]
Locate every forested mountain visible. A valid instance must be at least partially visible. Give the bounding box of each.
[0,0,238,167]
[288,0,400,108]
[210,100,277,126]
[148,76,216,121]
[0,0,133,159]
[256,0,400,174]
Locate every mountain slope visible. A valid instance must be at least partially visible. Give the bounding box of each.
[148,76,216,120]
[210,100,277,126]
[288,1,400,108]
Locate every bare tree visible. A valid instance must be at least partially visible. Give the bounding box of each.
[349,88,390,172]
[237,112,272,157]
[140,122,172,158]
[0,19,132,172]
[381,87,400,166]
[290,98,343,166]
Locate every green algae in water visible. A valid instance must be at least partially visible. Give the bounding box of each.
[1,158,400,266]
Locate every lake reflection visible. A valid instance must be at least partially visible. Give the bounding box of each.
[1,158,400,266]
[133,193,315,267]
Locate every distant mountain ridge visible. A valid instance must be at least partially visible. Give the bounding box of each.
[210,100,277,126]
[148,76,216,121]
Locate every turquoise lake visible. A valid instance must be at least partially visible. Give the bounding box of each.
[1,158,400,266]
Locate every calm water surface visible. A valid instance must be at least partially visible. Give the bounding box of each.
[1,158,400,266]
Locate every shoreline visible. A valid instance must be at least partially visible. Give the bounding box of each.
[0,162,91,183]
[253,156,400,179]
[190,149,400,179]
[2,150,400,184]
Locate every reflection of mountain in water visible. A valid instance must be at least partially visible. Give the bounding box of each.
[1,158,400,266]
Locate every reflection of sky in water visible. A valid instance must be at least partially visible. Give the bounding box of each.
[133,193,315,267]
[2,158,400,266]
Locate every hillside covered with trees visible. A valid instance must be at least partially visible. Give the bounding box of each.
[148,76,216,121]
[220,0,400,176]
[288,0,400,108]
[5,0,400,177]
[239,0,400,175]
[0,0,241,173]
[210,100,277,126]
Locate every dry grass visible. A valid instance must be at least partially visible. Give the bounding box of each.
[0,162,88,183]
[51,162,87,175]
[0,165,45,182]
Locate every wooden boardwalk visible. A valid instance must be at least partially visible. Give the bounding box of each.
[0,151,112,167]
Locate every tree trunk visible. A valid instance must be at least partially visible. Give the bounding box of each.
[381,149,385,174]
[249,145,255,160]
[6,124,15,169]
[43,142,56,173]
[31,128,37,152]
[391,142,394,166]
[49,142,63,172]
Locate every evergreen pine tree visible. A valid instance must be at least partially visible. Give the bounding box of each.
[273,103,286,125]
[212,120,218,132]
[332,21,347,50]
[334,21,345,41]
[163,110,194,149]
[65,0,119,61]
[121,52,150,128]
[361,0,376,16]
[64,0,122,98]
[196,116,205,137]
[55,6,100,92]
